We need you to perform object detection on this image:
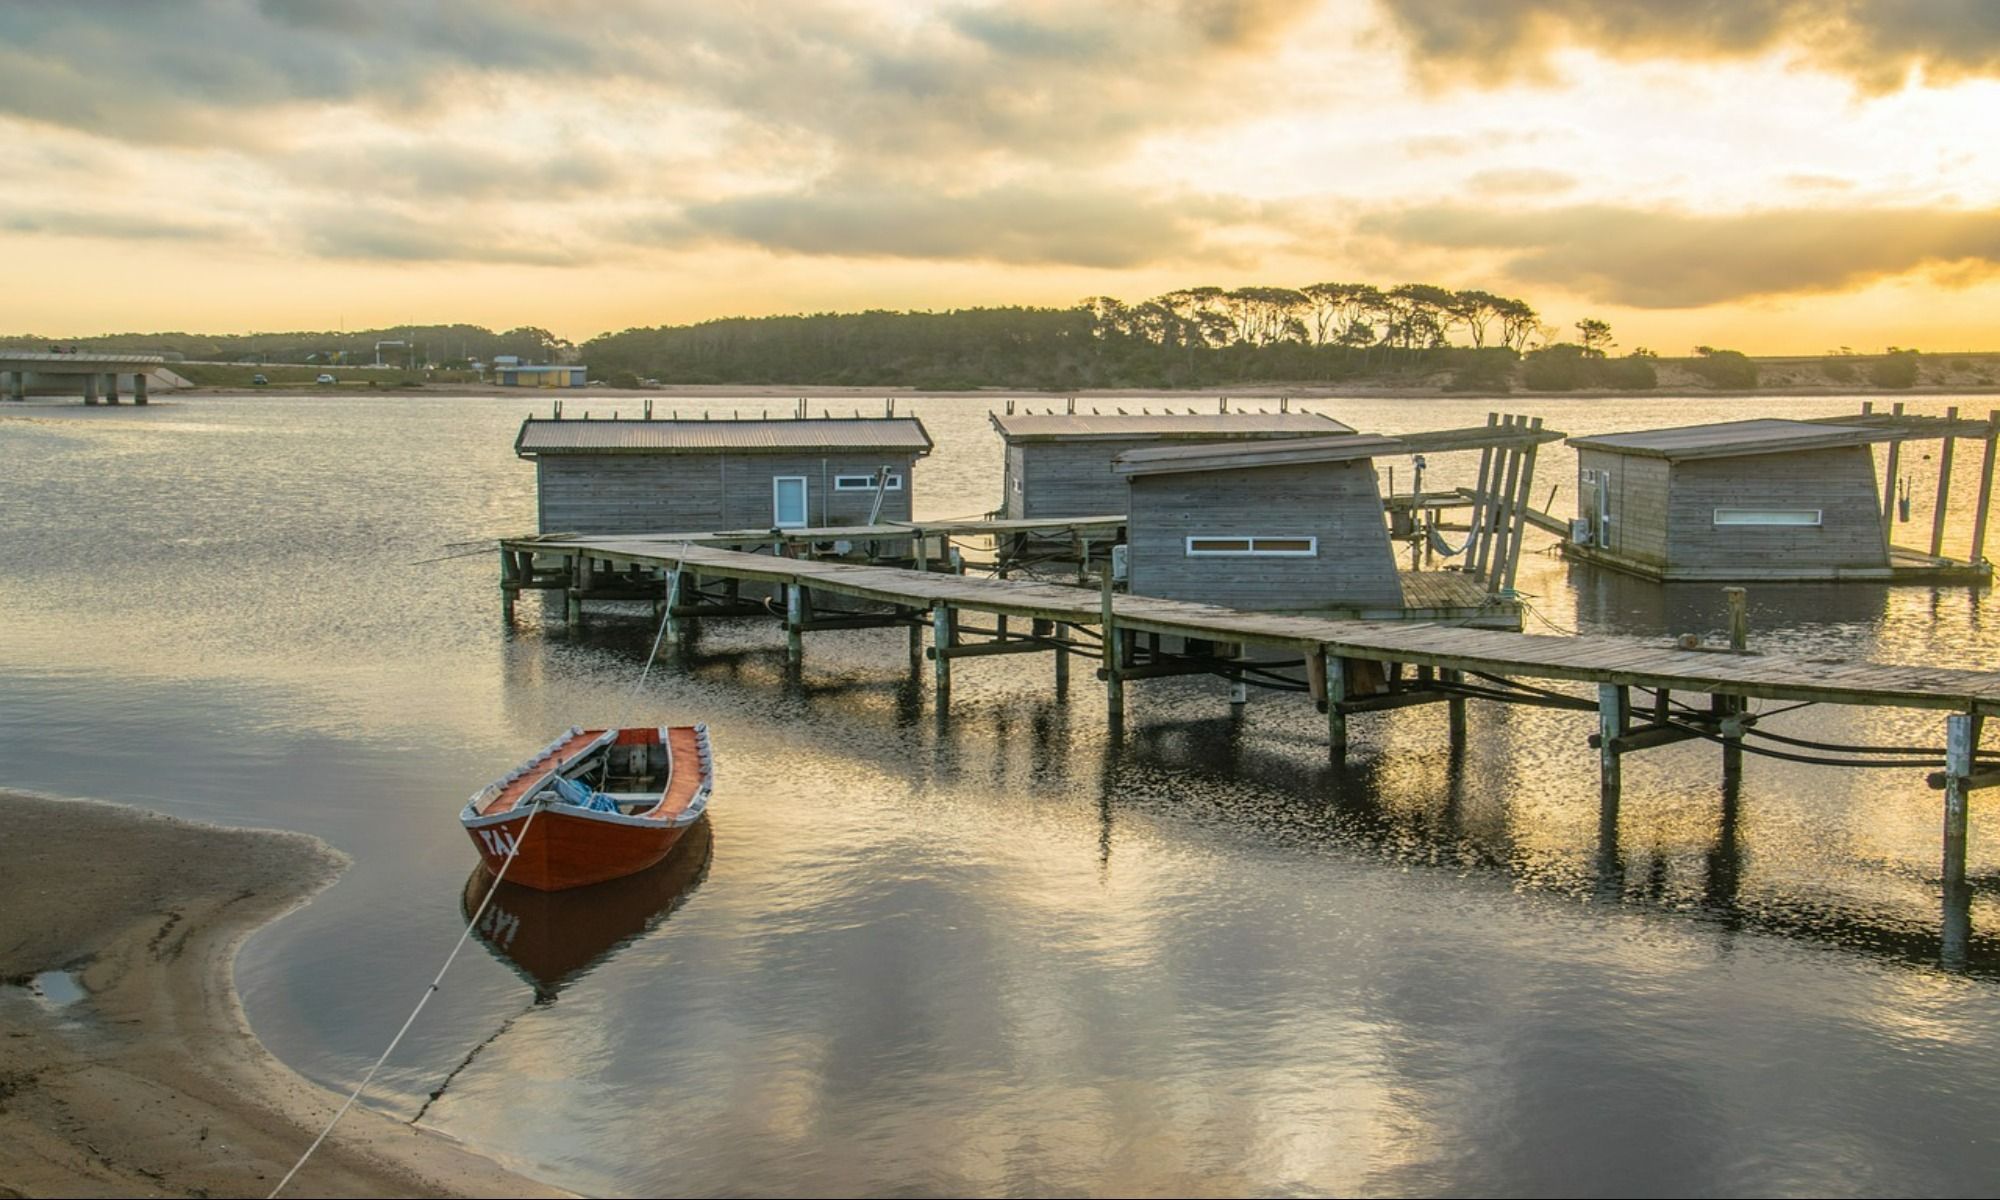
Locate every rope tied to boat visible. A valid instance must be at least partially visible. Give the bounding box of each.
[268,798,545,1198]
[274,547,691,1195]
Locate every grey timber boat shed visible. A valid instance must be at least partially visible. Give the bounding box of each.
[517,414,933,535]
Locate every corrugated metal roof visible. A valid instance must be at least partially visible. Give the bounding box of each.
[1568,418,1894,460]
[516,416,934,455]
[1115,433,1405,477]
[989,410,1352,442]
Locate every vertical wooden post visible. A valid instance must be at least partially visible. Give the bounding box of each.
[913,528,929,574]
[1598,683,1629,798]
[1724,586,1748,651]
[83,373,99,405]
[785,585,806,663]
[1932,405,1959,558]
[1054,622,1070,694]
[932,604,954,703]
[1326,652,1348,763]
[133,373,149,405]
[1229,674,1248,709]
[499,547,518,623]
[566,555,587,628]
[908,612,924,672]
[1499,417,1543,594]
[104,373,120,404]
[664,566,684,643]
[1972,410,2000,564]
[1881,400,1905,540]
[1444,667,1466,744]
[1485,419,1525,588]
[1943,712,1981,890]
[1101,570,1123,722]
[1464,413,1500,576]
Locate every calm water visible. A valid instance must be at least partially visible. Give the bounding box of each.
[6,391,2000,1197]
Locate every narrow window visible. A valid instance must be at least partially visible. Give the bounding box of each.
[833,473,902,491]
[1185,536,1318,556]
[773,476,808,528]
[1713,508,1822,527]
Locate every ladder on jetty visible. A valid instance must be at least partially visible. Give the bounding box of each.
[499,531,2000,919]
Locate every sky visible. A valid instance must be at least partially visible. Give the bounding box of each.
[4,0,2000,353]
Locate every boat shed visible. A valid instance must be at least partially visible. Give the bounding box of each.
[991,410,1353,519]
[499,364,588,388]
[516,415,934,535]
[1112,434,1408,612]
[1565,418,1900,581]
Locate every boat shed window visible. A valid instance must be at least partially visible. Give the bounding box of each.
[833,473,902,491]
[1185,536,1318,556]
[1713,508,1822,527]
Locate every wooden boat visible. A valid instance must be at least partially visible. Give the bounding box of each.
[462,819,713,1000]
[460,725,712,891]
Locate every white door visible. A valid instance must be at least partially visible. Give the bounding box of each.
[773,476,808,528]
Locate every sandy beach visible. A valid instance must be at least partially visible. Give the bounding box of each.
[0,790,563,1199]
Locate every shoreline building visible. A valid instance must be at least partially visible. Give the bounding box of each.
[1563,416,1995,583]
[515,414,933,535]
[990,409,1354,519]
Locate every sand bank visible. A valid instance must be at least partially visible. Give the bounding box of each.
[0,790,564,1199]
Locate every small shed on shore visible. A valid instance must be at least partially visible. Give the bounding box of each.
[1111,434,1408,611]
[516,415,934,535]
[991,410,1353,519]
[1566,418,1896,581]
[499,364,587,388]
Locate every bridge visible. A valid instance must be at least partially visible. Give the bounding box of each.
[1,350,167,404]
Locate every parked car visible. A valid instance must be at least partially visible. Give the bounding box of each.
[315,373,336,385]
[251,373,268,385]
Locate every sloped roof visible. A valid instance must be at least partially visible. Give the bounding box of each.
[1568,418,1894,461]
[989,410,1351,442]
[1114,433,1406,477]
[516,416,934,456]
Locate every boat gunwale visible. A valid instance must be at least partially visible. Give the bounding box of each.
[461,724,712,832]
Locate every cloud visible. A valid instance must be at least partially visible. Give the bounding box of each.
[1376,0,2000,92]
[1360,203,2000,307]
[296,204,580,265]
[640,182,1263,268]
[0,1,1316,172]
[0,207,235,241]
[286,142,626,201]
[1464,167,1576,196]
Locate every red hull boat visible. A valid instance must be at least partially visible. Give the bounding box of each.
[460,725,713,891]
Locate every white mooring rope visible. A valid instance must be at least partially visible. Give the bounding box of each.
[271,566,683,1196]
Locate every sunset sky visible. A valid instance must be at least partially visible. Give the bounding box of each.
[4,0,2000,353]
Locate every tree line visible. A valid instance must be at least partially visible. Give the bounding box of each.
[581,282,1577,391]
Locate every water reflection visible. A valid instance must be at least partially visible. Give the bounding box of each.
[463,819,713,1002]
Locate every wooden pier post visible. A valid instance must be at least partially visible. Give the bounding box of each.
[1932,405,1959,559]
[1942,712,1982,888]
[664,566,684,644]
[1598,683,1629,798]
[1310,649,1348,763]
[104,373,120,405]
[908,613,924,672]
[1229,674,1249,710]
[1484,417,1526,589]
[499,548,518,622]
[1498,417,1544,594]
[1444,667,1467,744]
[1722,586,1749,779]
[566,555,586,628]
[786,585,806,663]
[83,374,99,405]
[133,372,148,405]
[1881,401,1905,538]
[1464,413,1500,578]
[1100,572,1123,722]
[1971,410,1999,564]
[1053,622,1071,694]
[932,604,955,703]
